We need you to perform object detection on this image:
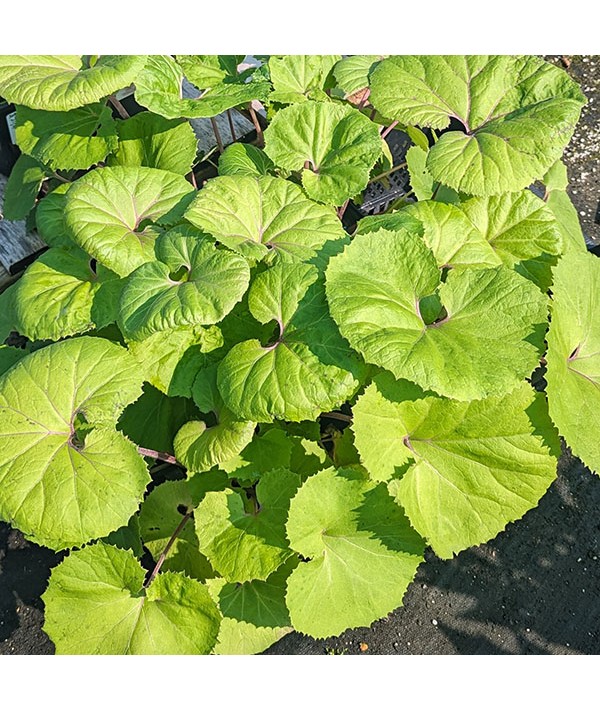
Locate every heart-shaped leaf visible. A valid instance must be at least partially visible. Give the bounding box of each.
[370,56,585,195]
[0,337,149,549]
[43,542,220,654]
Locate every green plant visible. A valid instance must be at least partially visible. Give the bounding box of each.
[0,54,596,654]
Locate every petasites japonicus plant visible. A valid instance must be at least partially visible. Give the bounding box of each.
[0,54,594,654]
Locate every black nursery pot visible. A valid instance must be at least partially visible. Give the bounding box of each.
[0,99,19,177]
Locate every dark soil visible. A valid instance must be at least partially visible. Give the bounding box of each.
[1,56,599,656]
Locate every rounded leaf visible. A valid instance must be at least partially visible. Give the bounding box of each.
[0,55,146,111]
[0,337,149,549]
[64,166,195,277]
[119,228,250,340]
[43,543,220,654]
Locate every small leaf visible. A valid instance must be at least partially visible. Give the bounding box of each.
[406,145,434,201]
[194,468,300,582]
[333,55,383,96]
[544,161,587,254]
[264,101,382,205]
[139,480,214,580]
[35,183,72,247]
[218,143,274,177]
[43,543,220,654]
[268,55,340,104]
[2,154,46,220]
[13,246,122,341]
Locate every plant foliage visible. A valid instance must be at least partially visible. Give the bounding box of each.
[0,54,594,654]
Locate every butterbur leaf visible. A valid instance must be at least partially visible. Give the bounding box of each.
[370,56,585,195]
[175,55,243,89]
[285,468,424,638]
[546,252,600,473]
[194,468,300,582]
[458,191,562,264]
[376,383,560,558]
[118,227,250,340]
[174,364,255,473]
[64,166,195,277]
[326,229,547,400]
[268,55,340,104]
[43,543,220,654]
[406,145,434,201]
[217,262,363,422]
[127,324,223,398]
[0,345,28,376]
[333,55,383,97]
[15,103,118,171]
[135,55,269,120]
[13,246,122,341]
[108,112,198,174]
[219,427,294,482]
[2,154,46,220]
[264,101,382,205]
[0,55,145,111]
[401,200,501,270]
[218,143,275,177]
[0,337,149,550]
[139,481,214,580]
[185,175,346,263]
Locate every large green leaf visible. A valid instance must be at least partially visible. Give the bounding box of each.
[546,252,600,473]
[139,480,214,580]
[0,337,149,550]
[356,381,560,558]
[195,468,299,582]
[326,229,547,400]
[107,112,198,174]
[218,263,364,422]
[0,55,145,111]
[119,227,250,340]
[370,56,585,195]
[43,543,220,654]
[135,55,269,120]
[286,467,424,638]
[15,103,118,171]
[268,55,339,104]
[263,101,382,205]
[12,246,122,341]
[64,166,195,277]
[401,200,501,270]
[219,427,295,482]
[185,175,346,263]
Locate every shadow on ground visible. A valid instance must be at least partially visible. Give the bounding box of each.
[265,449,600,655]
